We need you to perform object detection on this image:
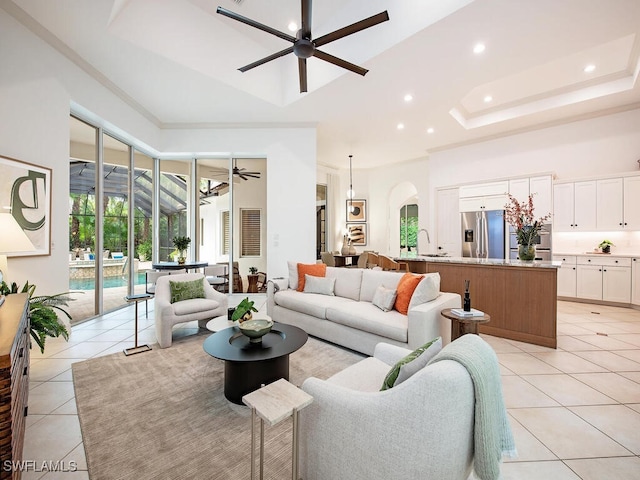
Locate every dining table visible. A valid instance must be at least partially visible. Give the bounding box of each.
[151,261,209,273]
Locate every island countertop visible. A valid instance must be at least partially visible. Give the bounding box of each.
[394,255,558,348]
[394,255,561,269]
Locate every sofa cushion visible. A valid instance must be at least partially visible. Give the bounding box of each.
[172,298,220,316]
[381,337,442,390]
[274,290,352,319]
[372,285,397,312]
[297,263,326,291]
[325,267,363,301]
[408,273,441,310]
[169,278,205,304]
[288,261,299,290]
[394,273,424,314]
[360,269,404,302]
[326,302,407,342]
[303,274,335,296]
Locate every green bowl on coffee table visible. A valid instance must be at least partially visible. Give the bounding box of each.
[238,319,274,343]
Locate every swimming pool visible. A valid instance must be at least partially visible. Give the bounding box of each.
[69,272,147,290]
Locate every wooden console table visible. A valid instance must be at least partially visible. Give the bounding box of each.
[0,293,30,479]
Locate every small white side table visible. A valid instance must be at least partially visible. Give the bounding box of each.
[123,293,153,356]
[242,378,313,480]
[206,315,234,332]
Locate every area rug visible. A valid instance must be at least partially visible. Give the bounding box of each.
[72,331,365,480]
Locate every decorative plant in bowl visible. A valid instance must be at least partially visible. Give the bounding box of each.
[598,240,614,254]
[172,236,191,264]
[249,266,258,275]
[231,297,258,323]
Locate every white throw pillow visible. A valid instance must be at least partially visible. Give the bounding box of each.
[287,261,299,290]
[303,274,336,296]
[408,273,440,310]
[372,285,397,312]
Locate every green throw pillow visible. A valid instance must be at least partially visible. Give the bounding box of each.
[380,337,442,391]
[169,278,205,304]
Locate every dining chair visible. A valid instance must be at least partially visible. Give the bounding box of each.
[320,252,336,267]
[366,252,379,268]
[256,272,267,292]
[378,255,402,271]
[356,252,368,268]
[205,264,229,293]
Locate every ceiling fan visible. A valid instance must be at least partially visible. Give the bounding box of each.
[216,1,389,93]
[209,159,261,182]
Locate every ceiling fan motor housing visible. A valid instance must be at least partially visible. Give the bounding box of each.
[294,33,314,59]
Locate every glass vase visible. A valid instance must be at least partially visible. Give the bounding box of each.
[518,244,536,261]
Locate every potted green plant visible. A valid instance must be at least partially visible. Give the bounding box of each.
[249,266,258,275]
[0,281,72,353]
[231,297,258,323]
[598,240,614,254]
[172,236,191,264]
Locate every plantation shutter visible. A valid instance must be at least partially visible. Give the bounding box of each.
[221,210,229,255]
[241,209,261,257]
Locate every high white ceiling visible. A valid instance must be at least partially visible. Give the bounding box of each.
[6,0,640,169]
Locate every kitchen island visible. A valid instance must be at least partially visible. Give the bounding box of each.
[396,256,561,348]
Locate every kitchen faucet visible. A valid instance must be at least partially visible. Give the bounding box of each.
[417,228,430,255]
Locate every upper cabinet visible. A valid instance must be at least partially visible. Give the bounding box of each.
[553,181,596,231]
[507,175,552,221]
[554,175,640,232]
[458,181,508,212]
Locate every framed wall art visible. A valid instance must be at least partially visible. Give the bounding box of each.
[346,199,366,222]
[346,223,367,246]
[0,155,52,256]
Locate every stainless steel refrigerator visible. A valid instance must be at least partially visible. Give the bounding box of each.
[461,210,505,259]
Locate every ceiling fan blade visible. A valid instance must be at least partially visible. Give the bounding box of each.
[313,50,368,76]
[216,7,296,43]
[299,58,308,92]
[314,11,389,48]
[239,46,295,72]
[301,0,312,39]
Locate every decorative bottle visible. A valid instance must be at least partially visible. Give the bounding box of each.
[463,280,471,312]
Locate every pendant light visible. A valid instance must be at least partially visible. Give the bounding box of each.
[346,155,355,213]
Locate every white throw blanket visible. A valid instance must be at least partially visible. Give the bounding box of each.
[428,334,516,480]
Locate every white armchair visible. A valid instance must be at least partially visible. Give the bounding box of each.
[154,273,227,348]
[299,342,475,480]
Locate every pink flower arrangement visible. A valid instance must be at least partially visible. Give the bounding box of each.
[504,193,551,246]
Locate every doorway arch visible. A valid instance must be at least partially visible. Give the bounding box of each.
[388,181,418,256]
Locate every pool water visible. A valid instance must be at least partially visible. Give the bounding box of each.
[69,272,147,290]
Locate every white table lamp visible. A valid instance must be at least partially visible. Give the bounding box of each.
[0,213,35,291]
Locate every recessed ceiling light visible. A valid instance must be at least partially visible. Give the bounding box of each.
[404,94,413,102]
[584,64,596,73]
[397,123,405,130]
[484,95,493,103]
[473,43,486,54]
[427,127,434,134]
[288,21,298,32]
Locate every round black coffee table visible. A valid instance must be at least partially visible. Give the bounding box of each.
[203,323,308,404]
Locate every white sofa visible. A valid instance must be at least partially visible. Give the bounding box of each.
[299,341,475,480]
[154,273,227,348]
[266,266,461,356]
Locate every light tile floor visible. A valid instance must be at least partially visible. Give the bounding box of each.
[19,299,640,479]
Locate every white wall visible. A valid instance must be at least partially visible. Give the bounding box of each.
[0,9,317,295]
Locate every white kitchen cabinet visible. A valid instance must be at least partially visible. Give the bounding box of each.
[459,194,507,212]
[529,175,553,220]
[554,255,576,298]
[554,181,596,231]
[459,181,509,198]
[576,256,632,303]
[508,178,529,203]
[602,266,632,303]
[623,176,640,230]
[437,187,461,256]
[597,178,624,230]
[576,264,603,300]
[632,257,640,305]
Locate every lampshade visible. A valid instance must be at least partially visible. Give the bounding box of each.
[0,213,35,253]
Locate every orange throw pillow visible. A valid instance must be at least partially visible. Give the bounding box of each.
[297,263,327,291]
[394,273,424,314]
